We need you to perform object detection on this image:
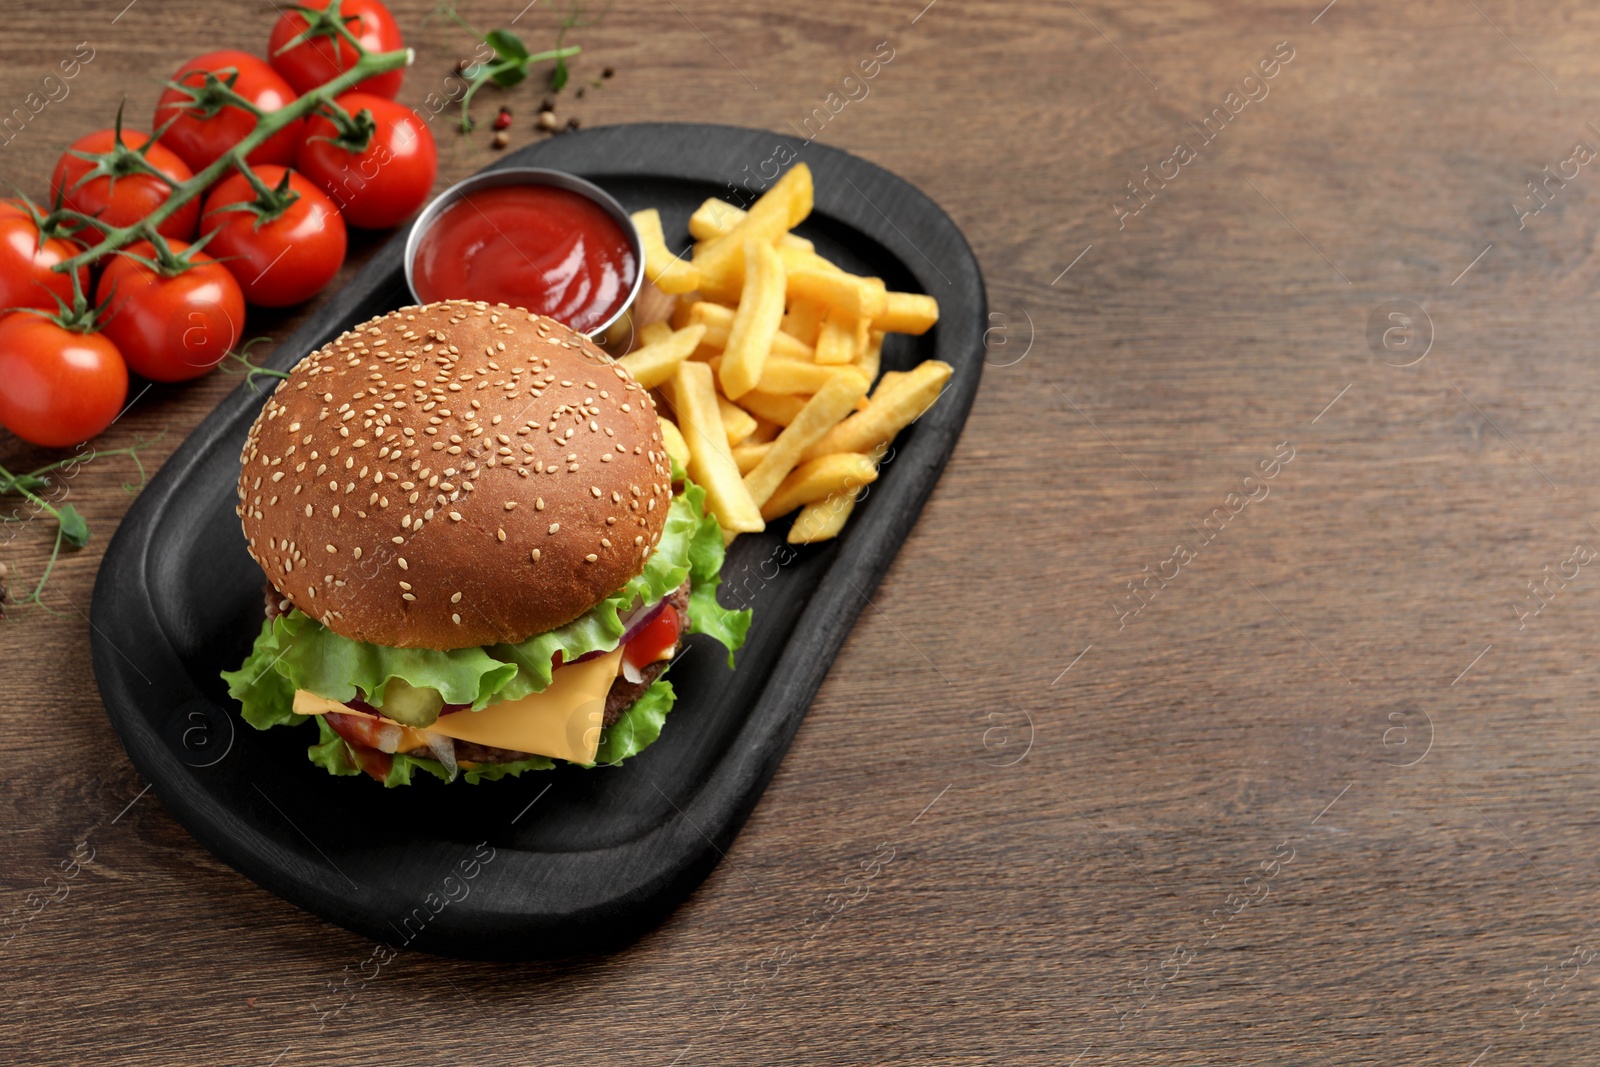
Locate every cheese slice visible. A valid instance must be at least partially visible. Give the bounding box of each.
[292,646,626,765]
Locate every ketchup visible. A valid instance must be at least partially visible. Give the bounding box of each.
[412,184,636,334]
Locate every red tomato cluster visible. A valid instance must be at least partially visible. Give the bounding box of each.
[0,0,438,449]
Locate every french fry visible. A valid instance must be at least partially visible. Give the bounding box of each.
[856,329,884,384]
[756,357,867,396]
[687,301,733,330]
[658,416,691,472]
[694,164,813,300]
[802,360,952,461]
[873,291,940,335]
[689,198,815,253]
[760,452,880,521]
[853,312,872,356]
[777,244,844,278]
[711,354,861,396]
[639,320,673,347]
[814,309,858,365]
[744,373,872,509]
[874,369,907,393]
[732,441,773,474]
[631,208,700,295]
[616,324,706,389]
[736,389,809,426]
[745,417,780,445]
[787,266,887,320]
[719,240,786,399]
[716,395,759,446]
[689,300,815,361]
[664,362,764,532]
[781,297,825,345]
[788,492,857,544]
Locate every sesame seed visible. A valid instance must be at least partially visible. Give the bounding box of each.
[451,592,462,603]
[504,501,517,511]
[449,512,463,521]
[530,549,541,562]
[548,523,560,534]
[452,613,462,625]
[325,544,336,554]
[497,528,506,541]
[584,553,598,562]
[398,558,408,570]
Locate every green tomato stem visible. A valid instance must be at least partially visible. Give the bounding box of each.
[58,45,411,274]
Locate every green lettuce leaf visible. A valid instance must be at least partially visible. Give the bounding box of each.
[680,479,752,663]
[221,619,297,729]
[307,715,362,777]
[462,754,557,784]
[591,678,675,767]
[272,610,520,711]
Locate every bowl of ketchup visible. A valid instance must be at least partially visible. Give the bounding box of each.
[404,168,643,338]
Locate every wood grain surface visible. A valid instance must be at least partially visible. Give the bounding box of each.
[4,0,1600,1063]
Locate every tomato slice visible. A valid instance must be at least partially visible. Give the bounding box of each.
[624,608,681,671]
[324,712,393,781]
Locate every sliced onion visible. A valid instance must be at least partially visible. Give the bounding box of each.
[425,733,459,781]
[621,658,645,684]
[373,722,404,754]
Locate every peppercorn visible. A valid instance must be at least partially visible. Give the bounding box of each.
[493,107,512,131]
[492,131,510,149]
[537,110,560,132]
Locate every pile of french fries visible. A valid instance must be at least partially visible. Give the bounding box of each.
[619,163,951,545]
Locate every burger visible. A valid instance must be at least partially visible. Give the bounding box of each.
[222,300,750,786]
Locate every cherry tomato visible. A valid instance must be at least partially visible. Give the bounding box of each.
[267,0,405,99]
[95,241,245,382]
[201,165,347,307]
[0,202,87,313]
[50,129,200,241]
[0,315,128,447]
[297,92,437,229]
[154,50,306,174]
[624,607,681,671]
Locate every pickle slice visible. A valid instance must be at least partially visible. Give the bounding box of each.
[377,679,445,727]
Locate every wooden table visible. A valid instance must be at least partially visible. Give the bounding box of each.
[5,0,1599,1062]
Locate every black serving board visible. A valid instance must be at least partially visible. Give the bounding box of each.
[89,123,985,959]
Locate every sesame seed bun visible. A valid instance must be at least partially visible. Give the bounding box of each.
[236,301,673,650]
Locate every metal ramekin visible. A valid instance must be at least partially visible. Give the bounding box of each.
[403,167,644,340]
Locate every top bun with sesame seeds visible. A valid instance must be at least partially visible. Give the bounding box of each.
[235,300,674,650]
